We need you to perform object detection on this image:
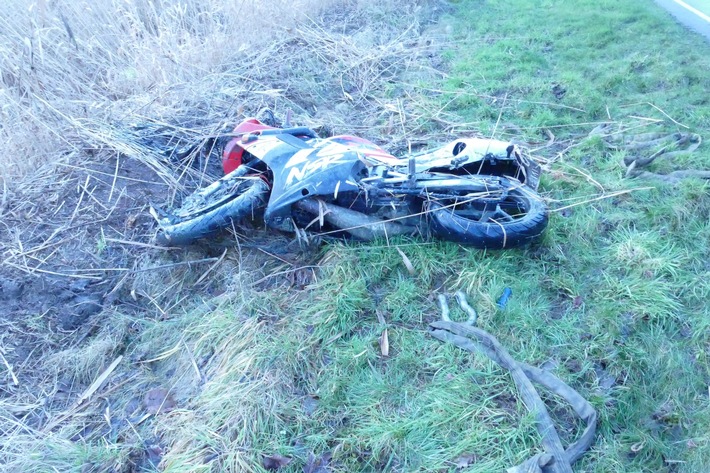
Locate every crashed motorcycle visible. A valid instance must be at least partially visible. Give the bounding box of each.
[153,118,548,248]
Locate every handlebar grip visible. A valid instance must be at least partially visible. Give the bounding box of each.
[259,127,318,139]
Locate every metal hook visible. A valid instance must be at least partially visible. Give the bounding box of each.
[438,291,478,326]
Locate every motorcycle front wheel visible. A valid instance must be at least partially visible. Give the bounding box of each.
[426,177,547,249]
[155,173,270,246]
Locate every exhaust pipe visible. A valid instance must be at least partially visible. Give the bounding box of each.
[294,199,416,240]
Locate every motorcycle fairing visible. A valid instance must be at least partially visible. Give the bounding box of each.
[240,134,367,231]
[222,119,279,173]
[410,138,540,189]
[328,135,400,165]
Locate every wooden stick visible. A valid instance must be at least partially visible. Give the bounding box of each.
[4,262,104,280]
[43,372,137,432]
[68,174,91,225]
[551,188,654,213]
[646,102,689,129]
[103,237,175,250]
[77,356,123,406]
[251,265,321,286]
[108,154,120,203]
[194,248,228,286]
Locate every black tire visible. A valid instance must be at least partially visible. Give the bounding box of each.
[155,175,269,246]
[428,177,548,249]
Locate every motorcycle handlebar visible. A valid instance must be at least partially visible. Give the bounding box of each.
[258,127,318,139]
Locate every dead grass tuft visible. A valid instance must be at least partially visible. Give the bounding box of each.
[0,0,337,180]
[47,318,128,385]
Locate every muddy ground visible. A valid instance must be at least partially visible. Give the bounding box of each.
[0,143,326,470]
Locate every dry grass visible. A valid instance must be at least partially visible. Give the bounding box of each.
[0,0,443,187]
[3,1,199,170]
[0,0,335,182]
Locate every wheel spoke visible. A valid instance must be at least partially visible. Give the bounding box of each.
[494,204,515,222]
[454,209,485,220]
[478,208,497,223]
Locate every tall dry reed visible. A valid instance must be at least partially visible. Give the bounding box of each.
[0,0,342,181]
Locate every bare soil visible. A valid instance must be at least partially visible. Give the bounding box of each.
[0,155,172,404]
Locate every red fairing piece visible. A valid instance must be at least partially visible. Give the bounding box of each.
[222,119,276,174]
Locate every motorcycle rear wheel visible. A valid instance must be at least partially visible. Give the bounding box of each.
[155,173,269,246]
[427,178,547,249]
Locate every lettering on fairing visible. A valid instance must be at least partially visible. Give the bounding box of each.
[284,149,312,169]
[284,152,347,187]
[283,143,345,170]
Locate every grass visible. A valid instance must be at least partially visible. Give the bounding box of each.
[1,0,710,472]
[127,251,545,471]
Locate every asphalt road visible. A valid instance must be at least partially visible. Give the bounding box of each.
[654,0,710,41]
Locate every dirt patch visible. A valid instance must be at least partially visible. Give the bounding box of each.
[0,155,165,374]
[0,147,322,354]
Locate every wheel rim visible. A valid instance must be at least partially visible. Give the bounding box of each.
[441,195,529,224]
[427,185,532,226]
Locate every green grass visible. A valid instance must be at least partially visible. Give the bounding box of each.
[442,0,710,136]
[135,229,707,471]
